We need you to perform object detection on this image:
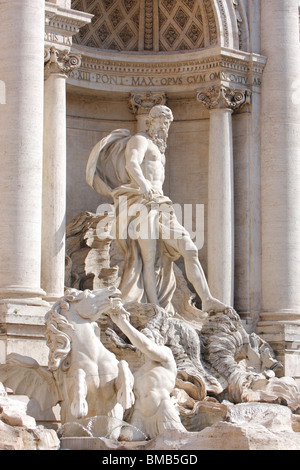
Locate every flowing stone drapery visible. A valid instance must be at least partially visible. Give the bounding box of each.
[197,86,250,306]
[0,0,45,302]
[42,47,81,300]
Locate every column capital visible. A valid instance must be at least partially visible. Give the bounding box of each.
[129,91,167,115]
[44,46,81,79]
[197,85,251,111]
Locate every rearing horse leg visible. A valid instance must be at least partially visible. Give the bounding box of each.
[70,368,88,419]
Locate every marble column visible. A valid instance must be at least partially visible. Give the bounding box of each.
[197,86,250,306]
[42,47,81,300]
[260,0,300,322]
[0,0,45,303]
[129,92,167,132]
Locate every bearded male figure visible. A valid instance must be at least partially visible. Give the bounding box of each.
[86,105,226,314]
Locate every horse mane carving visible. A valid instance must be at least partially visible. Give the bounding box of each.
[45,287,116,372]
[45,300,74,372]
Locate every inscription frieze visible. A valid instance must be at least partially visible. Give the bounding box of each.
[67,49,266,92]
[45,31,72,47]
[68,68,261,89]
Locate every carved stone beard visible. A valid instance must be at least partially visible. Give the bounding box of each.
[148,126,168,154]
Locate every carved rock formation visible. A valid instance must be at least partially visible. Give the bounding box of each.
[0,382,59,450]
[65,211,300,427]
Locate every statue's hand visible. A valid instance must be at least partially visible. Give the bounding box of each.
[109,298,130,322]
[109,297,123,310]
[140,180,154,200]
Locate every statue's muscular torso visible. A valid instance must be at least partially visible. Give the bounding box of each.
[125,133,165,194]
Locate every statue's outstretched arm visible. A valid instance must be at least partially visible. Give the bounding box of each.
[109,307,171,364]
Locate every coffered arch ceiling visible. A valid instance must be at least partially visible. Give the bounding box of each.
[71,0,248,53]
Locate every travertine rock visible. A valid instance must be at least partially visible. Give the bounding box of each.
[60,402,300,451]
[0,383,59,450]
[65,211,300,415]
[65,211,120,291]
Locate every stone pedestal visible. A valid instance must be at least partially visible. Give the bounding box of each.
[0,304,49,366]
[256,321,300,389]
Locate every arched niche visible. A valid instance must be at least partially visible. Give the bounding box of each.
[70,0,245,53]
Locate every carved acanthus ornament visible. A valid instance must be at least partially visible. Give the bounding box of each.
[197,85,251,111]
[233,0,243,49]
[129,92,167,115]
[44,46,81,79]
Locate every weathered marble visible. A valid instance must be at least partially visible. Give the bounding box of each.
[0,382,59,450]
[60,402,300,451]
[0,288,135,440]
[1,0,300,452]
[64,212,300,416]
[42,47,81,300]
[260,0,300,323]
[86,105,227,315]
[0,0,45,301]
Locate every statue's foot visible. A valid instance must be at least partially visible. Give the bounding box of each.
[202,297,229,313]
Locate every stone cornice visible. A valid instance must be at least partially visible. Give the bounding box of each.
[45,2,92,51]
[67,45,267,94]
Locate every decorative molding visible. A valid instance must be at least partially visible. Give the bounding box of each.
[44,46,82,79]
[45,1,93,50]
[203,0,218,46]
[233,0,243,49]
[71,0,219,52]
[67,45,266,93]
[158,0,205,51]
[129,92,167,115]
[144,0,154,50]
[216,0,229,47]
[197,85,251,111]
[71,0,140,51]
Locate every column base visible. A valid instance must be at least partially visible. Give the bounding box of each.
[256,318,300,388]
[237,311,254,334]
[43,293,64,303]
[0,286,48,307]
[259,309,300,322]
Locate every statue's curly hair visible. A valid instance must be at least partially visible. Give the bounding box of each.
[45,290,81,371]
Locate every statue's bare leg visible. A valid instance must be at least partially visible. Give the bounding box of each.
[138,238,160,305]
[138,234,228,312]
[174,236,228,312]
